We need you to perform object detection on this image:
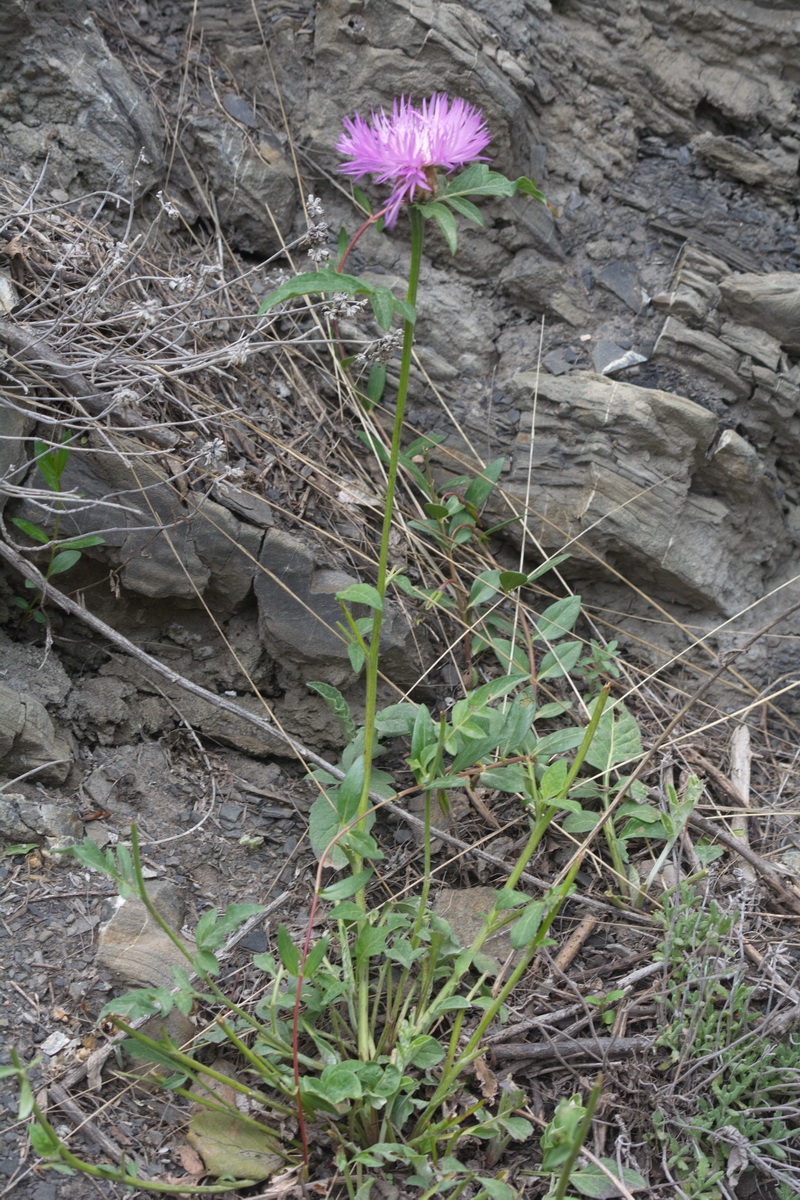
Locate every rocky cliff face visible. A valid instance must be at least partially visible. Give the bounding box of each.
[1,0,799,740]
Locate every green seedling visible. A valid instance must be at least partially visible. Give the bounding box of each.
[11,435,104,623]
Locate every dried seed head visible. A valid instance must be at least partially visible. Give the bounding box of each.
[323,292,369,320]
[354,329,403,365]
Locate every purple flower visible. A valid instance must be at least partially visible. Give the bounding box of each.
[336,93,491,229]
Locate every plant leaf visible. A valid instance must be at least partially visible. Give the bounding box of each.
[10,517,50,544]
[535,594,582,641]
[277,925,299,975]
[319,869,374,901]
[337,583,383,611]
[48,549,81,575]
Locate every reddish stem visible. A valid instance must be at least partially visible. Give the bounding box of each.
[336,206,390,274]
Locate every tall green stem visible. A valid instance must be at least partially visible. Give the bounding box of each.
[355,207,425,1062]
[358,206,425,828]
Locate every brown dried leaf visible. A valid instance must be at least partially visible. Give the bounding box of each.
[473,1055,498,1100]
[175,1143,206,1177]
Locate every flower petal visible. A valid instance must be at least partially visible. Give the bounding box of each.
[337,93,491,227]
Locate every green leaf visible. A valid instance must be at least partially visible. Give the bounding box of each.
[469,569,503,608]
[497,1115,533,1139]
[60,837,119,878]
[258,269,373,314]
[406,1035,445,1069]
[370,286,396,330]
[538,640,583,682]
[536,700,573,719]
[535,727,584,758]
[477,1180,516,1200]
[353,185,372,214]
[307,681,357,742]
[498,697,536,756]
[539,758,568,802]
[563,809,601,834]
[464,457,504,508]
[583,701,643,773]
[478,764,528,792]
[194,908,220,947]
[319,868,374,901]
[319,1061,363,1102]
[341,829,384,860]
[366,364,386,406]
[510,900,546,949]
[347,642,366,674]
[100,986,175,1022]
[427,995,472,1018]
[18,1073,34,1119]
[374,702,418,737]
[569,1158,647,1198]
[193,949,219,975]
[393,298,416,325]
[303,937,330,976]
[48,549,81,575]
[411,703,435,762]
[3,842,38,856]
[34,444,65,491]
[444,195,485,227]
[218,901,265,935]
[309,792,344,867]
[498,570,529,592]
[513,175,548,205]
[535,594,582,641]
[526,552,571,583]
[59,534,105,550]
[387,938,421,968]
[442,163,517,198]
[277,925,299,975]
[337,582,383,611]
[425,502,450,520]
[328,901,365,921]
[355,924,387,959]
[421,201,458,253]
[450,735,501,774]
[466,672,529,706]
[335,757,366,825]
[10,517,50,544]
[29,1121,61,1159]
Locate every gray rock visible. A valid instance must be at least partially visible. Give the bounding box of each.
[591,340,647,376]
[10,433,262,612]
[487,371,782,614]
[0,1,164,197]
[595,262,643,313]
[691,132,798,196]
[0,630,72,708]
[719,274,800,355]
[0,792,83,844]
[718,320,785,373]
[97,880,194,989]
[500,254,592,327]
[0,406,34,517]
[181,113,297,257]
[0,684,72,786]
[652,317,751,401]
[255,528,420,683]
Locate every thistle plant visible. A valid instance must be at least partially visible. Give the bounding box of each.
[260,93,547,846]
[11,96,680,1197]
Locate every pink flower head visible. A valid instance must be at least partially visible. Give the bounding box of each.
[336,93,491,228]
